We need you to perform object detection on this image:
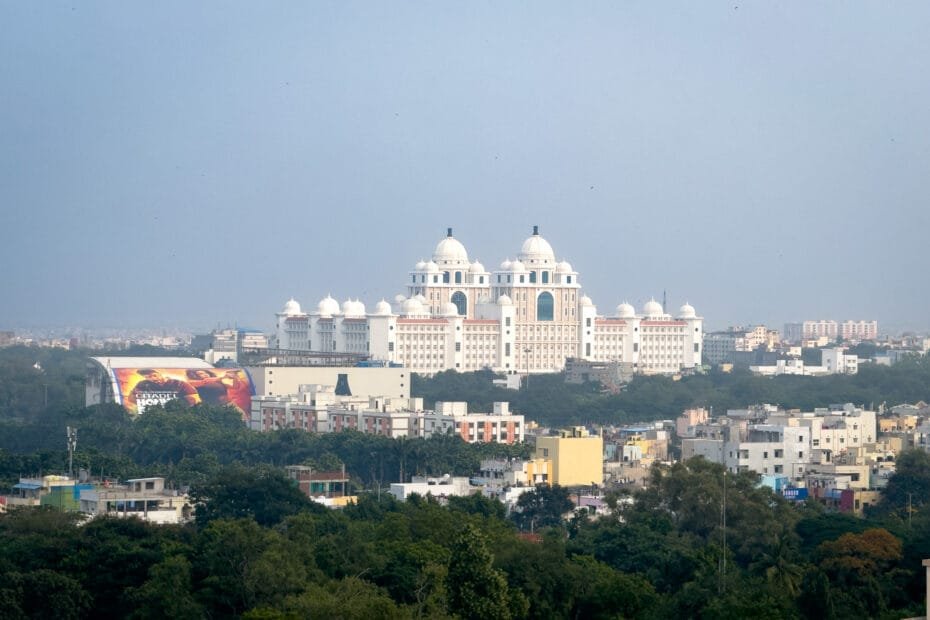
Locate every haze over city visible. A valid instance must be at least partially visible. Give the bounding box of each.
[2,3,928,333]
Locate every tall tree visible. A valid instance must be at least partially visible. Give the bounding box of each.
[874,449,930,517]
[510,484,574,531]
[447,523,515,620]
[190,463,323,527]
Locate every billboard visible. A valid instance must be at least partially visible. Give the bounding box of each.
[112,367,254,417]
[782,487,809,501]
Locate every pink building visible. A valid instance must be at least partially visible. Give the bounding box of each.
[840,320,878,341]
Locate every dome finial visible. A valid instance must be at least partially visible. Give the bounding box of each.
[533,225,539,235]
[447,227,453,237]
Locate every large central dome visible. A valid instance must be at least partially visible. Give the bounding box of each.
[518,225,555,264]
[432,227,469,265]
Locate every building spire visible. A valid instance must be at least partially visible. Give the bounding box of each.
[447,227,453,237]
[533,225,539,235]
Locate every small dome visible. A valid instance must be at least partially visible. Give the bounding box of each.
[415,260,427,271]
[432,229,469,265]
[580,294,594,307]
[678,303,696,319]
[518,226,556,264]
[394,294,407,304]
[497,294,513,306]
[317,295,340,317]
[282,298,302,315]
[616,302,635,318]
[555,261,573,274]
[441,302,459,317]
[401,298,425,315]
[477,295,492,304]
[343,299,365,317]
[510,259,526,272]
[344,299,366,317]
[470,261,485,273]
[425,260,439,273]
[500,259,513,270]
[414,294,427,304]
[373,299,393,316]
[643,299,664,317]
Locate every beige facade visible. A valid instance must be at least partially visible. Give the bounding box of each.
[244,366,408,400]
[275,227,703,376]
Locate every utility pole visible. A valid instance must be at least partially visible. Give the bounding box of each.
[719,468,727,593]
[66,426,78,479]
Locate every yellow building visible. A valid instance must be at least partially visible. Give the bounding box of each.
[535,427,603,487]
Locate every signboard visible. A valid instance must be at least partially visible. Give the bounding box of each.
[782,487,809,501]
[112,367,253,416]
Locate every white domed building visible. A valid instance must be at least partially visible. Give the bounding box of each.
[274,227,703,375]
[274,298,310,351]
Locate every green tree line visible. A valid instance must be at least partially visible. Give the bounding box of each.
[414,357,930,426]
[2,344,928,430]
[0,402,530,491]
[3,456,930,618]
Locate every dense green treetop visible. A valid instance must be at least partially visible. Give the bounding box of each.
[2,455,929,619]
[414,357,930,426]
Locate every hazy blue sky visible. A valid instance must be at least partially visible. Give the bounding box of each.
[2,3,928,333]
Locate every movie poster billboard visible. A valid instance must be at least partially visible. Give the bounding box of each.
[112,367,254,417]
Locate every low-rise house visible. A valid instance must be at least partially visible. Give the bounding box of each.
[252,390,526,444]
[389,475,476,502]
[433,401,525,444]
[79,478,192,524]
[2,475,88,511]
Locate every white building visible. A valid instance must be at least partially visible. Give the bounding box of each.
[750,349,859,377]
[430,401,525,444]
[683,404,877,489]
[821,348,859,374]
[275,227,703,375]
[474,458,551,511]
[703,325,779,365]
[78,478,192,524]
[389,474,476,501]
[474,458,551,489]
[724,425,811,482]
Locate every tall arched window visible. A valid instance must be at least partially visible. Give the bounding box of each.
[542,271,549,284]
[529,271,537,283]
[455,271,462,284]
[451,291,467,316]
[537,292,554,321]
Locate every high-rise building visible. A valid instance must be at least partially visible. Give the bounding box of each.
[840,320,878,341]
[275,228,704,375]
[802,320,839,340]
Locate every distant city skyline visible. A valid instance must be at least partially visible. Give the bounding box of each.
[2,4,928,333]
